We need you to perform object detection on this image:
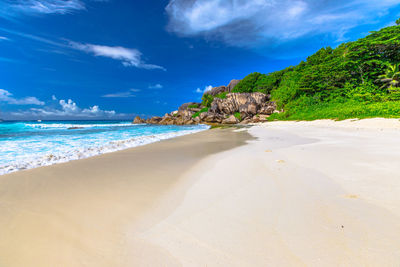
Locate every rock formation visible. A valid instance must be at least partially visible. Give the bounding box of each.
[132,79,279,125]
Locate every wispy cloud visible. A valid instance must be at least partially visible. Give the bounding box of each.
[0,36,10,41]
[0,89,44,105]
[8,0,85,15]
[69,41,166,70]
[166,0,400,46]
[0,28,165,71]
[102,89,139,98]
[0,27,68,48]
[149,83,163,89]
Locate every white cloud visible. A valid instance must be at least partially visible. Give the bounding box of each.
[59,99,79,113]
[195,85,212,93]
[149,84,163,89]
[51,95,57,100]
[69,42,166,70]
[166,0,400,46]
[0,36,9,41]
[11,97,118,118]
[11,0,85,15]
[0,89,44,105]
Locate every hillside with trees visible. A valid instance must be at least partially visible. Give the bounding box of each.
[222,22,400,120]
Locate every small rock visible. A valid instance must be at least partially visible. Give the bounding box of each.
[222,115,239,124]
[133,116,145,124]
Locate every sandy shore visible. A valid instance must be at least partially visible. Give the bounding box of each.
[0,128,250,266]
[1,118,400,266]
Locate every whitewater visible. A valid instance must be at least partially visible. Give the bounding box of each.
[0,121,209,175]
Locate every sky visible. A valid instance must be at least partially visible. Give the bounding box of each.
[0,0,400,120]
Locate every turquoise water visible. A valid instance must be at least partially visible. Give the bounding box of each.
[0,121,209,175]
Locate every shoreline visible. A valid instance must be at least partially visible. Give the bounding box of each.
[0,128,251,266]
[1,118,400,266]
[0,124,209,176]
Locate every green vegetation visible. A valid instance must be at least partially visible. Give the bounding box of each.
[202,94,214,107]
[378,63,400,91]
[188,104,200,109]
[268,100,400,121]
[234,112,242,121]
[192,107,209,118]
[201,91,228,107]
[235,21,400,120]
[215,91,228,99]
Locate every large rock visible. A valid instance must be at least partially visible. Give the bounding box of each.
[222,115,239,124]
[148,116,162,124]
[133,116,145,124]
[259,102,277,115]
[199,112,224,123]
[227,79,240,92]
[239,118,252,124]
[179,109,194,118]
[159,116,174,125]
[178,102,200,111]
[184,119,196,125]
[205,86,227,96]
[210,92,269,116]
[251,114,269,123]
[204,79,240,96]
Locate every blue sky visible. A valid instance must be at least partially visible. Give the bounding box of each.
[1,0,400,120]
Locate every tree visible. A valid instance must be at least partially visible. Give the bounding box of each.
[396,18,400,26]
[378,63,400,91]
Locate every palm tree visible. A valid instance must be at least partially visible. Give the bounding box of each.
[378,63,400,91]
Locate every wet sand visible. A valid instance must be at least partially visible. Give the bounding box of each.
[0,128,250,267]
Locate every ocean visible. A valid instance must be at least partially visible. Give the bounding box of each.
[0,120,209,175]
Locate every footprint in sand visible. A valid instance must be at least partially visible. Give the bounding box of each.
[276,160,285,163]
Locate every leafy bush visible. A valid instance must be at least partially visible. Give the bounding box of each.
[271,71,302,109]
[233,72,273,94]
[234,112,242,121]
[188,104,200,109]
[344,81,385,102]
[215,91,228,99]
[201,94,214,107]
[268,100,400,121]
[192,107,209,118]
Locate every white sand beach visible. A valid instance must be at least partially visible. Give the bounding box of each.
[1,118,400,266]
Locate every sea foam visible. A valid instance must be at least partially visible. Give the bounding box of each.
[0,122,209,175]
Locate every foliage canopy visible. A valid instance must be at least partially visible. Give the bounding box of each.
[234,22,400,120]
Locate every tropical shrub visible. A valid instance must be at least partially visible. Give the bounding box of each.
[215,92,228,99]
[201,94,214,107]
[192,107,209,118]
[234,112,241,121]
